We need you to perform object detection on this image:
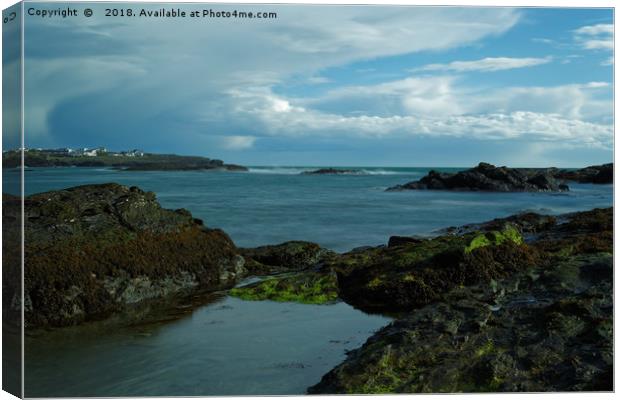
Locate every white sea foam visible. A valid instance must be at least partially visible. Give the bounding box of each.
[359,169,399,175]
[248,167,414,176]
[247,167,312,175]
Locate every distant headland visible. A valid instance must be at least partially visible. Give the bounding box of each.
[2,147,248,171]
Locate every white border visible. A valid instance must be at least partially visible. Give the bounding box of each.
[0,1,616,400]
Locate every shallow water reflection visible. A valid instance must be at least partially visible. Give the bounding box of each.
[25,292,391,397]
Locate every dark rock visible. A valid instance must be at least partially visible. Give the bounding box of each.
[531,208,613,260]
[330,224,537,313]
[223,164,249,172]
[554,163,612,184]
[309,250,612,393]
[387,162,569,192]
[240,241,336,275]
[2,183,245,328]
[231,241,339,305]
[309,207,612,394]
[302,168,365,175]
[350,245,383,252]
[443,212,558,237]
[387,236,424,247]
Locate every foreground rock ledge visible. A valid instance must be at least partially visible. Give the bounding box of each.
[308,207,612,393]
[2,183,246,328]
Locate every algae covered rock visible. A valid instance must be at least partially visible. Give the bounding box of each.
[2,183,245,328]
[532,208,613,257]
[309,253,612,394]
[230,269,339,304]
[233,241,338,304]
[241,240,336,275]
[309,207,613,394]
[387,236,424,247]
[464,225,523,253]
[332,224,534,312]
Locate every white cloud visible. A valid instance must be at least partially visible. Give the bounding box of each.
[294,75,610,123]
[300,76,462,117]
[224,75,612,149]
[22,5,613,157]
[574,23,613,51]
[25,5,522,140]
[581,40,613,51]
[225,83,612,149]
[265,7,521,62]
[413,56,552,73]
[582,82,610,88]
[575,24,613,36]
[220,136,256,150]
[468,82,611,121]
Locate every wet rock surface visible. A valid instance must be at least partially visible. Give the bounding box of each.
[308,207,613,393]
[309,252,612,393]
[329,225,532,313]
[240,241,336,275]
[231,241,339,304]
[228,206,612,393]
[230,269,339,304]
[387,162,569,192]
[3,183,245,328]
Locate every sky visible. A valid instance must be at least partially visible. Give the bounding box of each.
[6,3,615,166]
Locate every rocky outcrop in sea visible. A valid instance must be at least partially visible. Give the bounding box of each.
[2,183,246,328]
[386,162,569,192]
[553,163,612,184]
[302,168,366,175]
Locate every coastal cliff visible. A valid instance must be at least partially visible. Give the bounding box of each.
[2,150,248,171]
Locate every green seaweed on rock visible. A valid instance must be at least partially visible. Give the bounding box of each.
[464,225,523,254]
[308,206,613,395]
[230,271,338,304]
[333,224,535,313]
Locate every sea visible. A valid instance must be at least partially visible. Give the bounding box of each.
[3,166,613,396]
